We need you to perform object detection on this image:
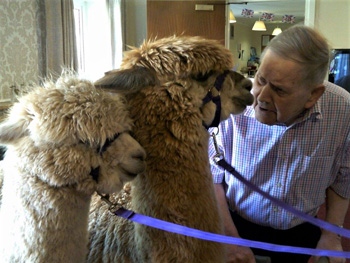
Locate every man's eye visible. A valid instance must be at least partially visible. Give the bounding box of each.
[258,77,266,85]
[272,86,285,94]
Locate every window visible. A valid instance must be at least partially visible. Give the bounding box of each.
[73,0,123,81]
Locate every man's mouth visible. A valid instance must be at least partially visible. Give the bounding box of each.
[257,105,270,111]
[258,105,276,113]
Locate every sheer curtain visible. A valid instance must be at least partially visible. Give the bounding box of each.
[37,0,78,80]
[73,0,125,81]
[108,0,125,70]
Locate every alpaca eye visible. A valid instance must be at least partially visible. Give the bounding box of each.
[191,71,213,82]
[98,133,121,155]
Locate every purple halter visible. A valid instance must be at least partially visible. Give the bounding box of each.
[202,70,229,129]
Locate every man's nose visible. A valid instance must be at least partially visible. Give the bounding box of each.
[256,84,271,103]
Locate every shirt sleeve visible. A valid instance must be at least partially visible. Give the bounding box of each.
[331,130,350,198]
[208,127,226,184]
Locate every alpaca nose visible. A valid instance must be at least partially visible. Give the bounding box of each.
[242,79,252,91]
[132,148,146,162]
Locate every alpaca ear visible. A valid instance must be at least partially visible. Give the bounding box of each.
[0,104,31,145]
[0,119,29,144]
[95,67,158,93]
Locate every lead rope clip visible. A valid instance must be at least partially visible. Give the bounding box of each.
[97,192,122,213]
[211,129,224,164]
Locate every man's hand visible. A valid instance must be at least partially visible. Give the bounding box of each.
[213,184,257,263]
[225,244,256,263]
[310,232,345,263]
[312,188,349,263]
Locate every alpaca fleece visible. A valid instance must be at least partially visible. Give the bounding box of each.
[0,74,146,263]
[88,36,254,263]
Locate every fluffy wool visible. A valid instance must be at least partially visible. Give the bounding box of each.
[0,74,146,263]
[88,36,254,263]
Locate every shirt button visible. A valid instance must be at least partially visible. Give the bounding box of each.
[273,207,279,212]
[277,182,282,187]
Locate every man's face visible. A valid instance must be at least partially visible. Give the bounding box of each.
[252,50,317,126]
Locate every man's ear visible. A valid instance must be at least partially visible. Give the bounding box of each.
[305,84,325,109]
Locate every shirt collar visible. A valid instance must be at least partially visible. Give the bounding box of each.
[301,99,323,122]
[244,106,255,118]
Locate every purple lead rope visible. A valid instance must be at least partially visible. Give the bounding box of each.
[217,159,350,239]
[114,207,350,258]
[105,152,349,258]
[109,157,350,258]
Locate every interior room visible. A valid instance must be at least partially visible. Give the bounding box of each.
[0,0,350,262]
[1,0,349,104]
[227,0,306,77]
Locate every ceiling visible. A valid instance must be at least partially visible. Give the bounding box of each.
[228,0,305,27]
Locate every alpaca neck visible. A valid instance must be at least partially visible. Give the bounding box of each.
[129,85,215,211]
[0,164,91,263]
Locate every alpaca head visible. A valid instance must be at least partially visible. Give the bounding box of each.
[0,74,146,195]
[95,36,254,127]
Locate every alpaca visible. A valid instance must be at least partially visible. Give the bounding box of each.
[87,36,254,263]
[0,74,146,263]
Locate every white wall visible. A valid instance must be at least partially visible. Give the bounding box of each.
[229,23,255,72]
[313,0,350,49]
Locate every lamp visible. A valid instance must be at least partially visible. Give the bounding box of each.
[252,20,266,31]
[272,27,282,35]
[252,13,266,31]
[229,10,236,23]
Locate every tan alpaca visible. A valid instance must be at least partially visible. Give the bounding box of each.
[0,74,146,263]
[88,36,254,263]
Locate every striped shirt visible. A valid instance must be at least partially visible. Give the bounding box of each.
[209,81,350,229]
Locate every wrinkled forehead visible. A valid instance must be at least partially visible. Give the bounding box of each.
[258,50,306,88]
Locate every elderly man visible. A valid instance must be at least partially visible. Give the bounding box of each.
[210,26,350,263]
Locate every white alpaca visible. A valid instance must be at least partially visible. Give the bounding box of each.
[87,36,254,263]
[0,74,146,263]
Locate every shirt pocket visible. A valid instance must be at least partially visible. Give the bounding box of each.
[293,155,334,194]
